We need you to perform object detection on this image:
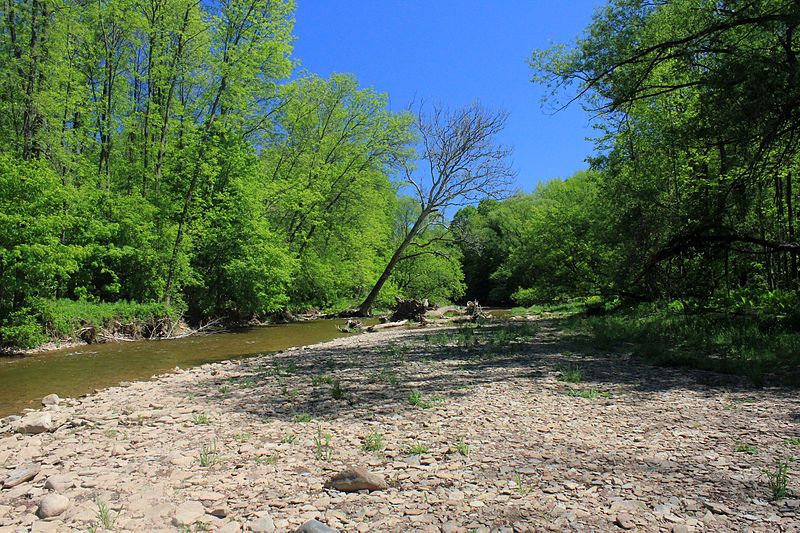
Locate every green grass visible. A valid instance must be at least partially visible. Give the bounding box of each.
[787,438,800,447]
[294,413,313,423]
[199,442,219,467]
[407,390,444,408]
[369,368,399,385]
[232,432,252,443]
[218,385,231,395]
[765,459,791,500]
[254,454,277,466]
[510,297,600,317]
[448,438,470,456]
[281,433,297,444]
[514,473,533,496]
[362,431,385,453]
[311,374,335,385]
[734,443,758,455]
[558,364,583,383]
[314,427,333,461]
[96,498,116,530]
[192,412,210,425]
[405,442,430,455]
[331,379,345,400]
[566,302,800,384]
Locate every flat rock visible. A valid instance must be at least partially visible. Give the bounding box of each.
[2,463,40,488]
[16,412,54,434]
[37,494,69,518]
[172,500,206,526]
[616,512,636,530]
[296,519,339,533]
[44,474,74,492]
[324,466,387,492]
[247,514,275,532]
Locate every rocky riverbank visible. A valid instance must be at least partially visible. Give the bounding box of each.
[1,320,799,532]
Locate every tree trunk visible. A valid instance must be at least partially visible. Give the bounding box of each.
[356,208,430,316]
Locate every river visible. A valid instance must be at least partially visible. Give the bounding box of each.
[0,319,371,417]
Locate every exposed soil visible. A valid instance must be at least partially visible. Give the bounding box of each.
[1,320,799,532]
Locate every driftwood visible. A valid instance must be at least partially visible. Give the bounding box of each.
[366,319,409,332]
[391,297,428,322]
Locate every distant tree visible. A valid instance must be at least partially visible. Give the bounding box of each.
[357,102,515,315]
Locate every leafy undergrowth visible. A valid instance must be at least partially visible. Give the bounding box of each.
[1,299,182,349]
[559,301,800,386]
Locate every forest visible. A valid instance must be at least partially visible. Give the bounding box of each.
[2,0,800,378]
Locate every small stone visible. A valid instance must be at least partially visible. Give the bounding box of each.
[44,474,74,492]
[324,466,387,492]
[41,394,60,406]
[247,514,276,532]
[219,523,242,533]
[16,412,54,434]
[296,519,339,533]
[2,463,40,488]
[705,502,731,515]
[37,494,69,518]
[172,500,206,526]
[672,526,691,533]
[615,513,636,530]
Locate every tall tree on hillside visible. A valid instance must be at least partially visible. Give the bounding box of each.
[357,102,515,316]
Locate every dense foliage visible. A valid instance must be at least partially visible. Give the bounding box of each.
[0,0,467,347]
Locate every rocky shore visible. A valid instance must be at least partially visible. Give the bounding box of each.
[1,321,799,532]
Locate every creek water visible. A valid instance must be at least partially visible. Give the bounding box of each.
[0,318,370,417]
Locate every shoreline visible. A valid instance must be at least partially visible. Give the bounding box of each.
[1,322,798,532]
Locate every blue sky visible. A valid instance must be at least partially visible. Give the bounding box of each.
[292,0,603,193]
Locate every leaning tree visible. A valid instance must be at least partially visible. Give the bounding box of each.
[357,102,516,316]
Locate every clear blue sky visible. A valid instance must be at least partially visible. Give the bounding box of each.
[292,0,603,192]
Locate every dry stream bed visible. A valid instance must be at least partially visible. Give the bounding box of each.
[1,320,799,532]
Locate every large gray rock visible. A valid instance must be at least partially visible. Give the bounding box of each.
[41,394,60,406]
[296,520,338,533]
[2,463,40,488]
[37,494,69,518]
[16,412,54,434]
[324,466,387,492]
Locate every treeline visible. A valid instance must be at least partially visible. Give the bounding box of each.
[0,0,465,347]
[457,0,800,318]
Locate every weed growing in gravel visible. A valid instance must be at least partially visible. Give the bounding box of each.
[311,374,335,386]
[199,442,219,467]
[448,438,470,456]
[96,498,116,529]
[218,385,231,395]
[294,413,313,423]
[232,432,251,443]
[192,412,210,425]
[272,361,299,376]
[566,388,611,399]
[558,365,583,383]
[331,379,345,400]
[407,390,443,408]
[362,432,385,453]
[281,433,297,444]
[735,443,759,455]
[254,454,277,466]
[787,438,800,447]
[765,459,791,500]
[369,368,399,385]
[104,429,120,439]
[314,427,333,461]
[514,473,533,496]
[405,442,429,455]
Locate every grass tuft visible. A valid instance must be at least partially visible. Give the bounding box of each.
[362,431,385,453]
[765,459,791,500]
